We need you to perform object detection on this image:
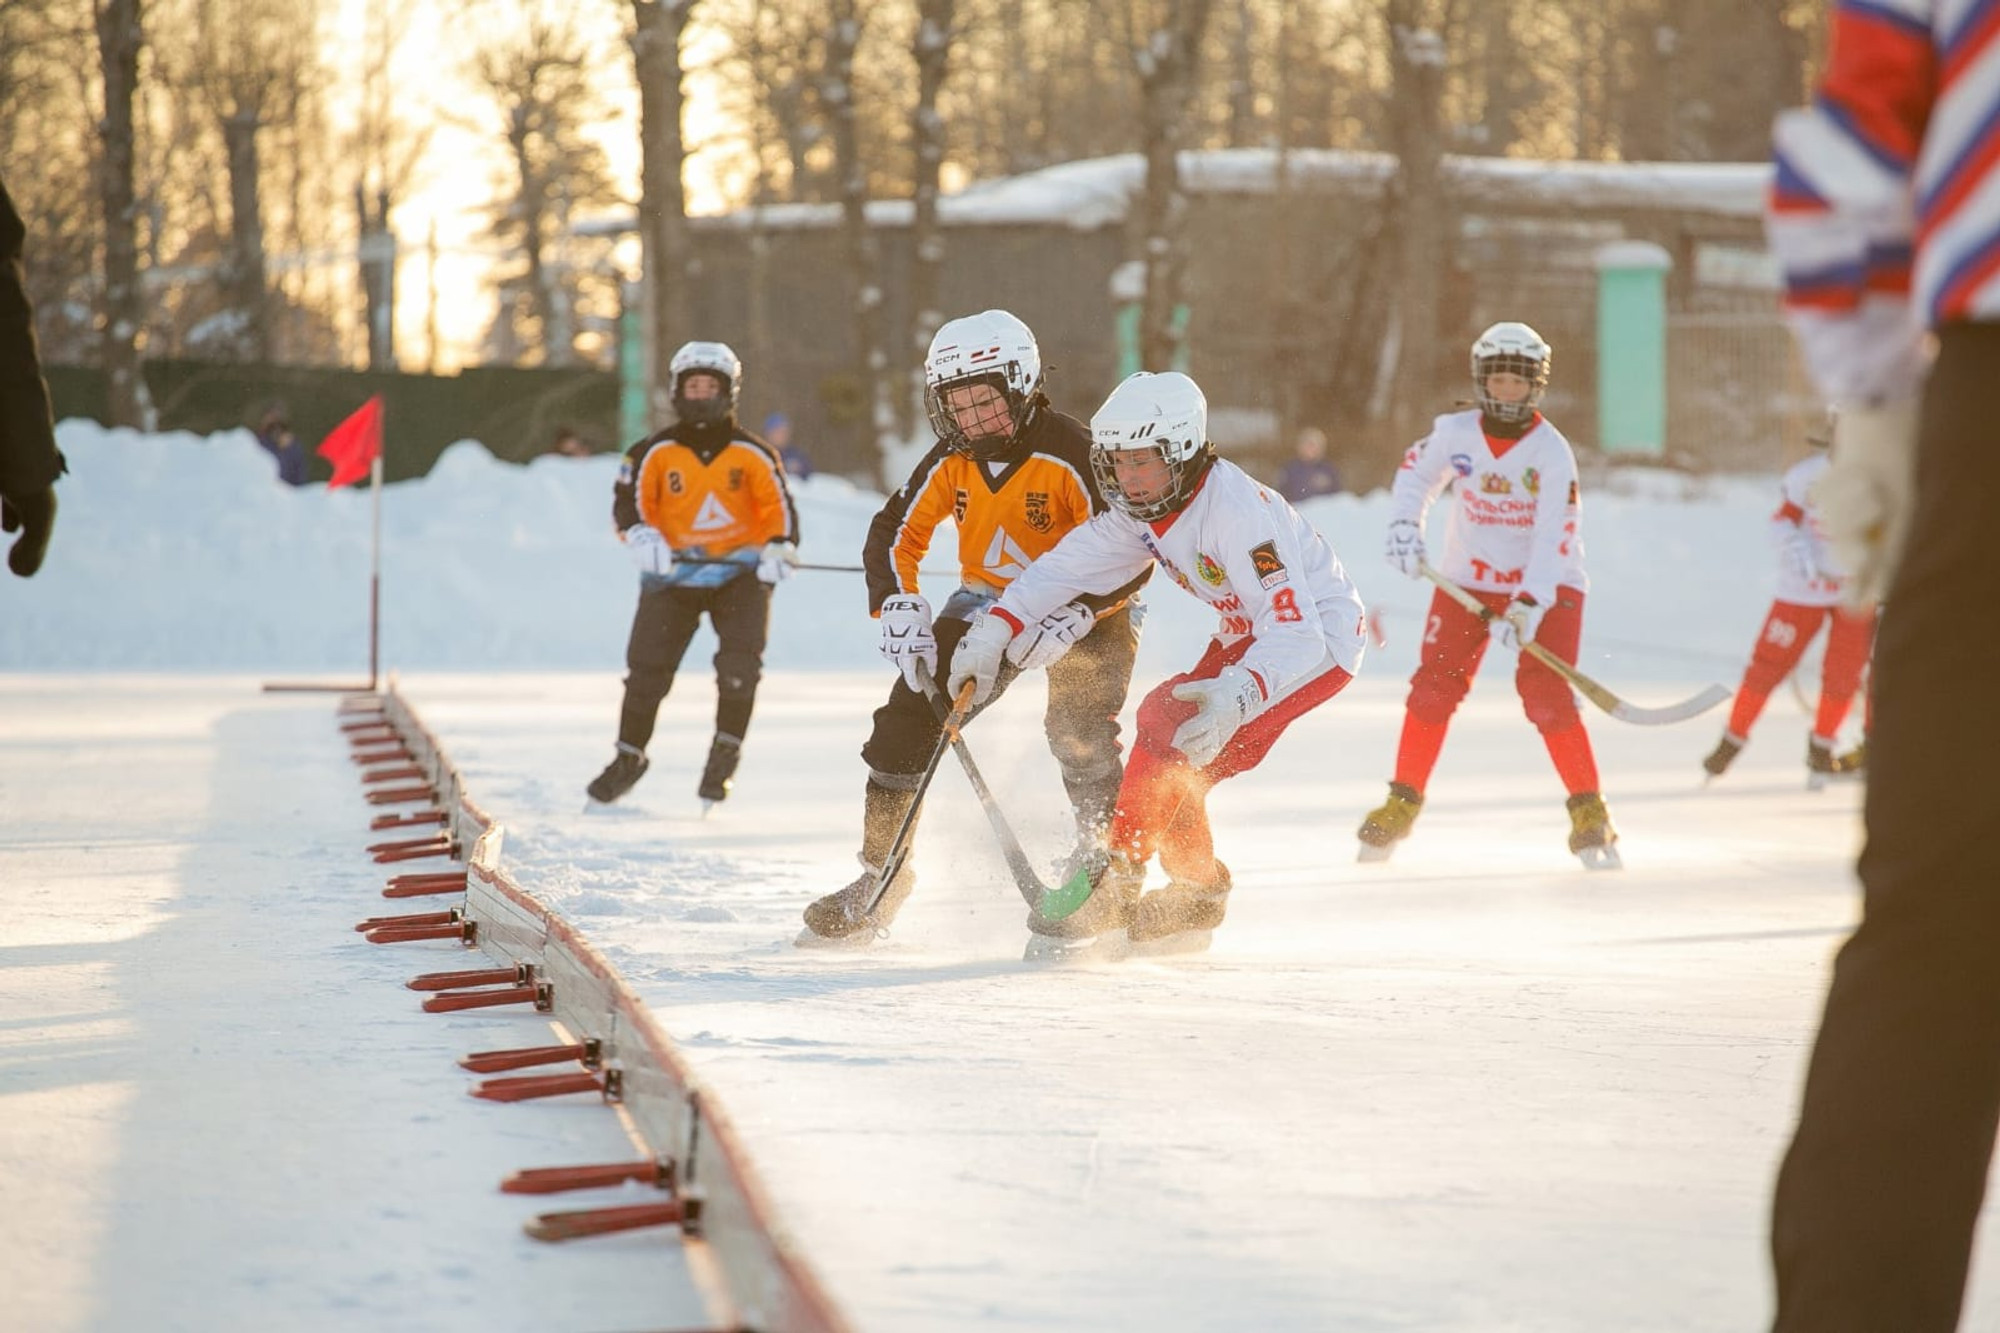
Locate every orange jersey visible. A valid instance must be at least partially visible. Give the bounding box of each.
[613,424,798,555]
[864,408,1107,613]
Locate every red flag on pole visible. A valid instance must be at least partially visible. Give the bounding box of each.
[319,395,383,490]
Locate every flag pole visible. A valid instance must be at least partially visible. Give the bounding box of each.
[368,449,382,691]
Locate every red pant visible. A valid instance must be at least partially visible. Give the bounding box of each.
[1108,637,1352,880]
[1394,584,1600,796]
[1725,600,1877,743]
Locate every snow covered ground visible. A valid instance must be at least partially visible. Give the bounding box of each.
[11,420,2000,1331]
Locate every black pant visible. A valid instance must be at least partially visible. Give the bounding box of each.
[860,603,1139,823]
[616,574,771,752]
[1772,325,2000,1331]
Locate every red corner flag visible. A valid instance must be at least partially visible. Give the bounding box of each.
[319,395,383,490]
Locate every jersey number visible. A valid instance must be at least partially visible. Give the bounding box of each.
[1272,588,1303,623]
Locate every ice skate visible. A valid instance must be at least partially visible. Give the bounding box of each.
[1806,737,1863,792]
[1566,790,1622,870]
[797,854,916,946]
[1701,733,1744,783]
[1126,861,1231,957]
[1356,783,1423,863]
[585,743,649,805]
[698,732,743,811]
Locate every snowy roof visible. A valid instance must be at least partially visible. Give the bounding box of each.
[577,149,1772,240]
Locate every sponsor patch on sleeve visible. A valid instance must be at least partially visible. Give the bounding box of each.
[1249,539,1289,589]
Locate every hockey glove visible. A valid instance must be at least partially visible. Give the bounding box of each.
[1169,665,1266,769]
[1384,518,1426,578]
[1007,601,1095,670]
[1811,401,1919,607]
[1493,593,1548,652]
[756,539,799,585]
[623,525,674,577]
[1,486,56,579]
[877,593,938,691]
[1778,529,1823,587]
[946,608,1014,706]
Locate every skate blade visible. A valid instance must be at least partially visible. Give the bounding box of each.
[1125,928,1214,959]
[793,925,880,951]
[1022,931,1129,964]
[1576,844,1624,871]
[700,800,718,819]
[1355,841,1396,864]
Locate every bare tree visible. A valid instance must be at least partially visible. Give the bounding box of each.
[631,0,698,414]
[902,0,955,437]
[348,0,427,371]
[1381,2,1453,445]
[95,0,148,426]
[1131,0,1217,374]
[823,0,896,477]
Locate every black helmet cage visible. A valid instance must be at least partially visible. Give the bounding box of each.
[673,368,736,426]
[926,368,1039,461]
[1472,349,1550,425]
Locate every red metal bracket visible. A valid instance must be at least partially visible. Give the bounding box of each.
[373,840,457,866]
[362,765,425,785]
[355,908,456,934]
[471,1069,604,1102]
[382,871,468,899]
[368,833,451,856]
[370,810,447,831]
[421,980,553,1014]
[366,920,477,945]
[523,1200,688,1243]
[351,746,412,765]
[460,1038,600,1074]
[407,963,528,993]
[501,1159,672,1195]
[367,785,437,806]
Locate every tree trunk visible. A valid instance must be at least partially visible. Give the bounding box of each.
[631,0,697,418]
[356,184,396,370]
[222,107,270,362]
[95,0,146,427]
[1133,0,1216,375]
[1384,8,1448,447]
[904,0,954,440]
[824,0,892,483]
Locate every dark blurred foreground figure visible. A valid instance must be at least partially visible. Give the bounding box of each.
[1765,5,2000,1329]
[0,170,64,577]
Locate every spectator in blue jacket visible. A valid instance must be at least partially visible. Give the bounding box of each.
[1277,426,1342,502]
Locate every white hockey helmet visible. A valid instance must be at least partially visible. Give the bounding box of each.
[1089,371,1213,521]
[923,310,1043,460]
[1469,321,1551,425]
[669,340,742,425]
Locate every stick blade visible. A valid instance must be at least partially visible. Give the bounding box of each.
[1035,863,1096,920]
[1608,682,1732,727]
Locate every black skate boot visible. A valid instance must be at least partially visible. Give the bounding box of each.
[586,743,649,804]
[1702,733,1745,780]
[1128,861,1232,956]
[1566,790,1622,870]
[698,732,744,807]
[1806,737,1863,791]
[1357,782,1423,862]
[1025,850,1142,957]
[798,781,919,945]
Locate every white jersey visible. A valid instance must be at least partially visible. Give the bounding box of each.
[990,457,1366,704]
[1391,410,1587,606]
[1772,452,1846,608]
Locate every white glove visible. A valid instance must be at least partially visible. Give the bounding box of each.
[1169,665,1266,769]
[946,609,1015,707]
[1385,518,1425,578]
[1006,601,1095,670]
[877,593,937,691]
[1778,530,1822,586]
[1811,401,1919,606]
[624,525,674,577]
[756,539,799,585]
[1493,594,1548,652]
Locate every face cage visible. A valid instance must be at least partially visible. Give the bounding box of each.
[1472,352,1548,424]
[927,372,1028,461]
[674,371,735,425]
[1091,443,1202,522]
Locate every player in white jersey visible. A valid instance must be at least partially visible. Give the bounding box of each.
[1358,321,1618,868]
[1701,416,1875,786]
[949,371,1366,948]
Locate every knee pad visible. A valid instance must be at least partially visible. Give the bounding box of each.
[1520,680,1581,730]
[713,652,762,700]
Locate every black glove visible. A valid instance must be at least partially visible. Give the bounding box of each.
[2,485,56,577]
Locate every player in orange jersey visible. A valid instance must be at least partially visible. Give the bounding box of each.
[801,310,1147,942]
[587,341,800,809]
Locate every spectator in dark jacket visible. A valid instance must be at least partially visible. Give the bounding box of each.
[0,170,63,577]
[1277,426,1342,502]
[255,405,309,486]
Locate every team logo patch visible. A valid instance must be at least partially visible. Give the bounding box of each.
[953,488,969,523]
[1522,467,1540,495]
[1249,540,1288,589]
[1195,552,1226,586]
[1450,453,1474,478]
[1024,490,1052,534]
[1479,472,1512,495]
[728,466,745,492]
[1567,480,1579,505]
